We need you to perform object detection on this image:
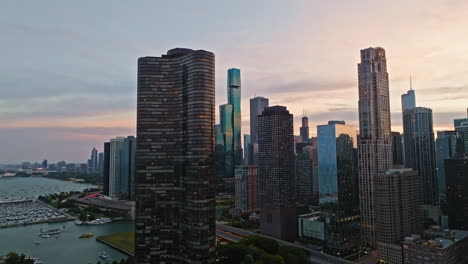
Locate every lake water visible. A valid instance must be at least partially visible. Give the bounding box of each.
[0,177,134,263]
[0,177,96,199]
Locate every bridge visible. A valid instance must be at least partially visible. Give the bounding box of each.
[216,223,353,264]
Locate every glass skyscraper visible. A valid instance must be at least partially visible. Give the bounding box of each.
[317,121,358,216]
[249,96,269,165]
[402,105,438,205]
[454,112,468,154]
[227,68,243,166]
[136,48,216,263]
[436,130,458,204]
[219,104,234,179]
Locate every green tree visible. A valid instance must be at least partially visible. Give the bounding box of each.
[278,245,308,264]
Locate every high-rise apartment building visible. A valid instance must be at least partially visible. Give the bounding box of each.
[120,136,136,200]
[234,165,258,211]
[103,142,110,196]
[98,152,104,175]
[445,157,468,230]
[375,168,424,264]
[219,104,234,179]
[401,87,415,112]
[42,159,48,169]
[357,47,393,246]
[295,152,314,205]
[391,132,404,166]
[109,137,125,197]
[402,105,438,205]
[258,106,297,242]
[90,147,98,173]
[249,96,269,165]
[300,115,310,143]
[136,48,216,263]
[317,121,359,216]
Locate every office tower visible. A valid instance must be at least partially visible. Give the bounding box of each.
[87,159,92,173]
[98,152,104,175]
[243,134,251,165]
[41,160,47,169]
[317,121,359,216]
[103,142,110,196]
[219,104,234,179]
[357,47,393,246]
[249,96,269,165]
[401,85,415,112]
[445,157,468,230]
[90,147,98,173]
[375,169,424,264]
[300,115,310,143]
[234,165,258,211]
[227,68,243,166]
[436,131,458,204]
[391,132,404,166]
[136,48,216,263]
[109,137,125,197]
[454,110,468,154]
[258,106,297,242]
[295,152,314,205]
[402,105,438,205]
[120,136,136,200]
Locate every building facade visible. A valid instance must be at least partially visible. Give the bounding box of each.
[103,142,110,196]
[300,115,310,143]
[258,106,297,242]
[445,157,468,230]
[135,48,216,263]
[435,131,458,204]
[295,152,314,205]
[357,47,393,246]
[243,134,251,165]
[454,112,468,154]
[391,132,404,166]
[109,137,125,198]
[234,165,258,211]
[317,121,358,216]
[402,106,438,205]
[227,68,243,166]
[374,169,424,264]
[249,96,269,165]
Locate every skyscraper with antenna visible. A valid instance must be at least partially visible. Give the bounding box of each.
[300,109,310,143]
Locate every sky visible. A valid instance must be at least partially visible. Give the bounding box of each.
[1,0,468,163]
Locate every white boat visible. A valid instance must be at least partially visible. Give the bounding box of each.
[34,241,40,244]
[99,252,110,259]
[40,234,50,238]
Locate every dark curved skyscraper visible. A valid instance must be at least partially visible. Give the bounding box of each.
[136,48,216,263]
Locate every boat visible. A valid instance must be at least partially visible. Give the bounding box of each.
[99,252,110,259]
[74,220,83,225]
[34,241,40,244]
[79,232,93,238]
[55,234,60,238]
[40,234,50,238]
[39,228,62,235]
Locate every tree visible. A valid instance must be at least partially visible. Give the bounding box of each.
[241,235,279,255]
[278,245,308,264]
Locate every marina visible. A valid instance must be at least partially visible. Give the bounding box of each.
[0,199,72,228]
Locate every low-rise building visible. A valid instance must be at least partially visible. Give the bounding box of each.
[402,227,468,264]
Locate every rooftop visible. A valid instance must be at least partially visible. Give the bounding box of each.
[404,226,468,249]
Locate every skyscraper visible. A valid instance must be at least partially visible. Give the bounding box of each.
[436,131,458,204]
[295,152,314,205]
[357,47,393,246]
[401,85,415,112]
[109,137,124,197]
[120,136,136,200]
[300,115,310,143]
[136,48,216,263]
[103,142,110,196]
[90,147,98,173]
[234,165,258,211]
[249,96,269,165]
[42,159,47,169]
[402,106,438,205]
[391,132,404,166]
[375,168,423,263]
[227,68,243,166]
[445,157,468,230]
[454,111,468,154]
[243,134,251,165]
[317,121,359,216]
[219,104,234,179]
[258,105,297,242]
[98,152,104,175]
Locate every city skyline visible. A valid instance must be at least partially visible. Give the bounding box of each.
[2,1,468,163]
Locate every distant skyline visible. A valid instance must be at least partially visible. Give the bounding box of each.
[1,0,468,163]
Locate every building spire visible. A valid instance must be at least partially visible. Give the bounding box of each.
[410,75,413,90]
